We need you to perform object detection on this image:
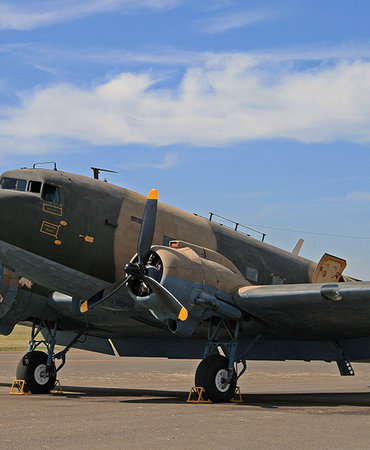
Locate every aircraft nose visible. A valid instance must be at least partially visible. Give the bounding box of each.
[0,188,40,249]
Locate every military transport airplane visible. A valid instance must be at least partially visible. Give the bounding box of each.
[1,165,370,401]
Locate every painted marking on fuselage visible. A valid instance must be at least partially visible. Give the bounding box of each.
[40,221,61,238]
[18,277,33,289]
[79,234,95,243]
[43,203,63,216]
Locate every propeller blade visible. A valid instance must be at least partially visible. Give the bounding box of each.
[144,276,188,321]
[80,275,131,313]
[137,189,158,265]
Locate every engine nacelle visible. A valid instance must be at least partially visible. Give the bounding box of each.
[127,241,248,322]
[167,317,199,337]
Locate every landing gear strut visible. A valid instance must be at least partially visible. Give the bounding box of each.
[16,319,82,394]
[195,318,261,402]
[194,318,241,402]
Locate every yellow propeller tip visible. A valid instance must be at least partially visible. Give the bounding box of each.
[178,307,188,322]
[80,301,88,314]
[148,189,158,200]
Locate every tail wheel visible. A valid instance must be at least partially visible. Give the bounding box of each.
[195,354,237,403]
[16,351,56,394]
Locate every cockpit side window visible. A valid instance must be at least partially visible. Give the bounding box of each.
[42,184,61,205]
[28,181,42,193]
[0,177,27,191]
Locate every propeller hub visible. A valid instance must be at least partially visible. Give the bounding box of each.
[124,262,142,278]
[125,251,163,298]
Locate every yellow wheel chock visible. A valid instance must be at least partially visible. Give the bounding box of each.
[9,380,31,395]
[230,386,243,403]
[187,387,212,403]
[10,379,63,395]
[50,380,63,394]
[186,386,243,403]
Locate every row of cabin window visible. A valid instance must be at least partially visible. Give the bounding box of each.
[0,177,60,205]
[246,266,284,285]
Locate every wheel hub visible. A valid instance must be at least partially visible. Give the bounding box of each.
[215,369,230,393]
[34,364,50,385]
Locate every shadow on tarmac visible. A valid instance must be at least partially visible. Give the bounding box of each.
[1,382,370,407]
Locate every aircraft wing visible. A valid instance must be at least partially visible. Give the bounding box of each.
[234,281,370,338]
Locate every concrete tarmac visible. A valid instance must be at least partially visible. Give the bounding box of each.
[1,350,370,449]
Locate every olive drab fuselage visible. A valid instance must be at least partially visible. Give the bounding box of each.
[0,168,316,290]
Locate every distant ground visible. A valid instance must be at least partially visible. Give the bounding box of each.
[0,325,31,351]
[0,324,69,352]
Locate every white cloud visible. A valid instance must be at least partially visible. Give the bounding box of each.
[0,0,181,30]
[205,0,234,12]
[3,42,370,71]
[198,9,273,34]
[120,152,177,169]
[346,192,370,202]
[2,52,370,152]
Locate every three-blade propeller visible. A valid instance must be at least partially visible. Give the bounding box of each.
[80,189,188,321]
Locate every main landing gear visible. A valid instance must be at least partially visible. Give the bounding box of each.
[16,350,56,394]
[195,354,237,402]
[16,319,82,394]
[194,318,262,402]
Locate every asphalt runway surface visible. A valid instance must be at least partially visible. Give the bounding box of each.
[1,350,370,449]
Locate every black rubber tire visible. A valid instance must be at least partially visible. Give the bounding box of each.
[195,354,237,403]
[16,351,56,394]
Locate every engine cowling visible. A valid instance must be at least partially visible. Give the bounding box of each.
[126,243,247,322]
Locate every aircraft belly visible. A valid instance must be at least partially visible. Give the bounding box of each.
[111,336,205,359]
[41,329,115,355]
[235,336,370,362]
[236,338,343,361]
[235,336,370,361]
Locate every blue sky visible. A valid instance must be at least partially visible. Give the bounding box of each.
[1,0,370,278]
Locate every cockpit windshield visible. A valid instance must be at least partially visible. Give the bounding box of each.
[0,177,61,205]
[0,177,27,191]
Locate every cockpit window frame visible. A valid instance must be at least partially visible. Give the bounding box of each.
[41,183,61,206]
[0,177,27,192]
[28,180,42,193]
[0,175,62,205]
